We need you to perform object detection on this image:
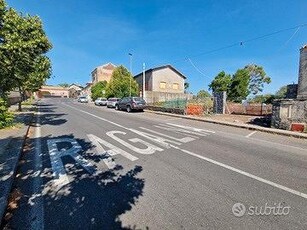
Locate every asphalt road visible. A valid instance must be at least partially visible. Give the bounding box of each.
[4,98,307,230]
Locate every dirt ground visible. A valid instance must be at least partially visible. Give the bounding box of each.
[204,114,265,124]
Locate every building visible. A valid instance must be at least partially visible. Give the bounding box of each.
[80,82,93,99]
[37,86,69,98]
[91,63,116,84]
[134,65,190,103]
[68,84,83,98]
[271,44,307,132]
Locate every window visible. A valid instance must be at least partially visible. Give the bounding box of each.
[160,82,166,89]
[172,83,179,90]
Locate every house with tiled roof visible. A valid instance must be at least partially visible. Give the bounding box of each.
[134,65,190,103]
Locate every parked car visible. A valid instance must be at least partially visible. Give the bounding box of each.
[115,97,146,112]
[94,97,107,106]
[107,98,120,108]
[78,96,88,103]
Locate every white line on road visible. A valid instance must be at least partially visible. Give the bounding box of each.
[29,108,44,230]
[63,103,307,200]
[246,131,257,138]
[171,144,307,200]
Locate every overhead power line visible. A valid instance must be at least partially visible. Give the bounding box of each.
[170,23,307,65]
[187,58,210,79]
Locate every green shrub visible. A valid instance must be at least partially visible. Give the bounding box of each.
[0,98,14,129]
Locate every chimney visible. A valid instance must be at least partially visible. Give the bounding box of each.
[297,44,307,99]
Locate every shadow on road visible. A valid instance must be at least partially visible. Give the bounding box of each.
[3,132,145,230]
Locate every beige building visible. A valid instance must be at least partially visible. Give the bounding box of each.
[80,82,93,99]
[37,86,69,98]
[68,84,83,98]
[91,63,116,84]
[134,65,189,103]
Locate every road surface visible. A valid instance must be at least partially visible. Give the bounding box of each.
[4,98,307,229]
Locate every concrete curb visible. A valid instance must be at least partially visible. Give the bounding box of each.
[0,113,34,225]
[144,110,307,139]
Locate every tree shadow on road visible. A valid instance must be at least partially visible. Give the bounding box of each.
[3,133,145,230]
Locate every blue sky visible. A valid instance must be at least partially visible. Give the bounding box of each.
[7,0,307,94]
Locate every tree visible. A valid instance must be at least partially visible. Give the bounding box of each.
[23,55,52,96]
[0,3,52,110]
[196,90,211,98]
[244,64,271,95]
[184,82,189,93]
[228,68,250,102]
[91,81,107,101]
[275,85,287,99]
[208,71,232,93]
[106,66,139,98]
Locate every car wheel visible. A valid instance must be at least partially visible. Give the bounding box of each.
[127,106,131,113]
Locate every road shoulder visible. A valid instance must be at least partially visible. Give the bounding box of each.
[0,111,34,225]
[144,110,307,139]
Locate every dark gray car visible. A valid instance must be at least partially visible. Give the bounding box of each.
[115,97,146,112]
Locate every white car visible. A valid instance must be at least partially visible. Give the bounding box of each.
[94,98,107,106]
[78,96,88,103]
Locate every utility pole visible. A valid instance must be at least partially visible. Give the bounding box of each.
[142,63,146,99]
[129,53,132,97]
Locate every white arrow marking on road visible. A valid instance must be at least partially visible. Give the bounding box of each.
[87,134,138,161]
[47,138,97,187]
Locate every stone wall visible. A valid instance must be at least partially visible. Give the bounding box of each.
[213,92,226,114]
[297,45,307,99]
[271,99,307,131]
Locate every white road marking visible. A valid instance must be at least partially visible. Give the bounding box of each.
[130,128,181,148]
[170,144,307,200]
[166,123,216,134]
[155,124,210,137]
[65,103,126,129]
[86,135,116,169]
[246,131,257,138]
[163,118,183,122]
[87,134,138,161]
[47,138,97,187]
[106,131,163,155]
[139,127,196,143]
[29,109,44,230]
[63,103,307,199]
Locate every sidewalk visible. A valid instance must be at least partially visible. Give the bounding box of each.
[0,107,34,225]
[145,110,307,139]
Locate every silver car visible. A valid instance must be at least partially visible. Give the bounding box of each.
[107,98,120,108]
[94,98,107,106]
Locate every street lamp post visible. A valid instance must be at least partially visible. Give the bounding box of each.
[129,53,132,97]
[143,63,146,99]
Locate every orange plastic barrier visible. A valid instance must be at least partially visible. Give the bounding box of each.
[186,104,203,115]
